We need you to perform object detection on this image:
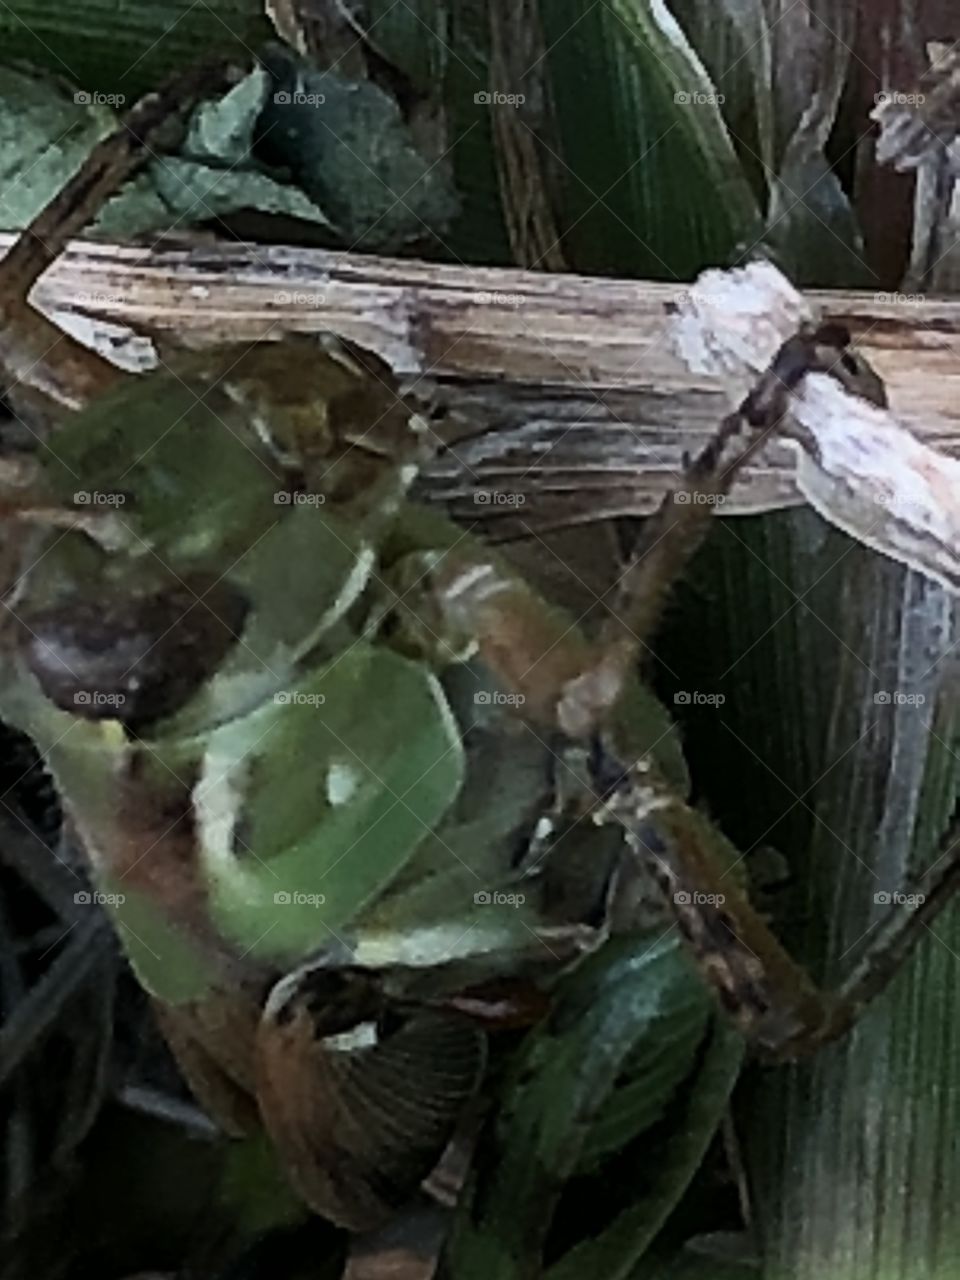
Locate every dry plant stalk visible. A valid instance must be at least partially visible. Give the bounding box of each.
[9,227,960,580]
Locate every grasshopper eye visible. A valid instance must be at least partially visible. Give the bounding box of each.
[21,576,249,732]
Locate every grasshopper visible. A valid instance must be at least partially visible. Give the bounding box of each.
[0,69,958,1234]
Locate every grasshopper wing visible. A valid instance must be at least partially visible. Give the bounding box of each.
[255,968,486,1230]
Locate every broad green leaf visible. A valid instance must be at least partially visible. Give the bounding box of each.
[195,645,465,959]
[0,0,270,100]
[671,0,775,182]
[41,358,283,567]
[219,1130,307,1234]
[534,0,760,277]
[187,67,271,165]
[94,68,336,238]
[0,59,333,240]
[443,933,742,1279]
[94,154,335,240]
[547,1020,744,1280]
[0,65,114,227]
[255,55,459,251]
[355,664,556,964]
[158,504,377,737]
[662,509,960,1279]
[758,0,869,288]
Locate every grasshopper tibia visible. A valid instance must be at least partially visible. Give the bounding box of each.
[592,741,960,1060]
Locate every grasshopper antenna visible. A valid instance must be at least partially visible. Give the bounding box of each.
[593,323,887,685]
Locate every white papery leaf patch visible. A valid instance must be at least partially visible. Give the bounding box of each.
[671,260,960,593]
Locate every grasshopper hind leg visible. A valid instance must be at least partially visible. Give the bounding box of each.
[590,736,960,1059]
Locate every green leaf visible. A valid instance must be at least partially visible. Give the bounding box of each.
[41,357,283,566]
[0,0,271,100]
[671,0,776,182]
[93,68,336,238]
[256,55,459,250]
[548,1022,744,1280]
[354,665,557,966]
[533,0,760,277]
[158,504,376,737]
[663,509,960,1279]
[0,64,114,227]
[195,645,465,959]
[0,60,336,239]
[443,933,743,1279]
